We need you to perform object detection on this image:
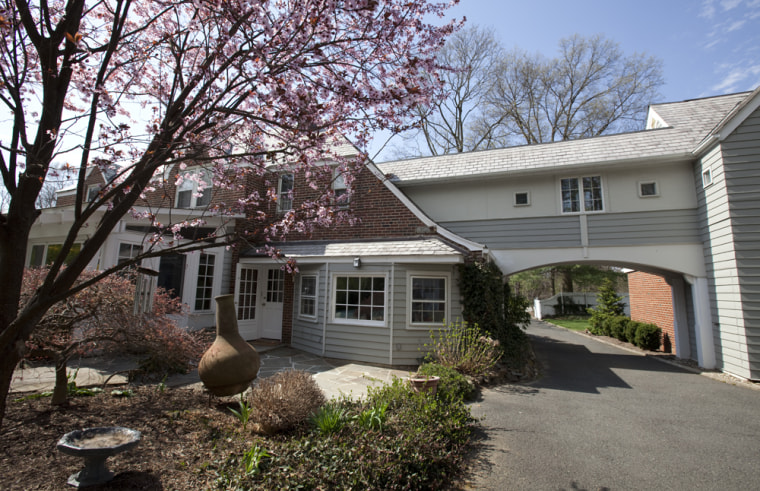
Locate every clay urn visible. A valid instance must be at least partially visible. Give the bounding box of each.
[198,294,261,396]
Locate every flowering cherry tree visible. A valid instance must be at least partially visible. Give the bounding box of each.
[0,0,459,427]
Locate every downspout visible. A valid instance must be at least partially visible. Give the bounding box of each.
[389,262,395,366]
[322,262,329,357]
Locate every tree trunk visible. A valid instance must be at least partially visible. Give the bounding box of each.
[0,344,22,430]
[51,358,69,406]
[561,269,574,293]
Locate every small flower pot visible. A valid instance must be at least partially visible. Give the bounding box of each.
[409,375,440,395]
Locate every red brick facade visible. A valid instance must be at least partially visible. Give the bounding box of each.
[628,271,676,354]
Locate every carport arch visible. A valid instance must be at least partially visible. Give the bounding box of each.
[489,243,716,369]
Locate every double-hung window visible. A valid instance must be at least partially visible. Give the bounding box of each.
[561,176,603,213]
[176,168,212,209]
[194,253,215,311]
[332,275,386,326]
[409,274,448,327]
[299,275,318,320]
[277,173,294,212]
[118,243,143,265]
[332,168,349,207]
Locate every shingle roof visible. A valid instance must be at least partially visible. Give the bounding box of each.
[377,91,751,184]
[242,238,463,261]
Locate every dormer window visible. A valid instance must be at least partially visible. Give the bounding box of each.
[176,169,212,209]
[277,173,294,212]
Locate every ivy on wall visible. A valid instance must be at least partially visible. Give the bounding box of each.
[458,259,531,366]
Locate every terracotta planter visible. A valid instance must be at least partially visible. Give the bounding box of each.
[198,294,261,396]
[409,375,440,395]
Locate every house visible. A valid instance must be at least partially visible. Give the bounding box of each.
[28,86,760,379]
[28,139,483,367]
[377,86,760,381]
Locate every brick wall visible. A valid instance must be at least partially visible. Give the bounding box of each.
[628,271,676,354]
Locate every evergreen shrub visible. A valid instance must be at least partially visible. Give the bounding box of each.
[634,323,662,351]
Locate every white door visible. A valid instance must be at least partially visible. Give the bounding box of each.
[235,265,259,340]
[260,268,284,340]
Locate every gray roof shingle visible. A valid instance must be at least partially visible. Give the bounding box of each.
[377,92,750,184]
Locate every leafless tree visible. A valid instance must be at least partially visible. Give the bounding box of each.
[487,34,664,144]
[399,26,506,156]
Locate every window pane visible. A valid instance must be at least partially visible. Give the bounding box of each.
[411,276,446,325]
[194,254,215,311]
[582,176,603,211]
[561,178,580,213]
[29,245,45,267]
[176,190,191,208]
[333,275,385,323]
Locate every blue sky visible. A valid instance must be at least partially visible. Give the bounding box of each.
[370,0,760,159]
[446,0,760,100]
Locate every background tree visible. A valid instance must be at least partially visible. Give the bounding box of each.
[0,0,458,428]
[486,33,664,144]
[398,31,664,156]
[22,267,198,405]
[396,25,505,156]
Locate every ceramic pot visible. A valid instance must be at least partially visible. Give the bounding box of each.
[198,294,261,396]
[409,375,440,395]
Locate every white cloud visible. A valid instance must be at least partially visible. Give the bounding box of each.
[727,19,747,31]
[712,64,760,92]
[720,0,742,10]
[700,0,717,18]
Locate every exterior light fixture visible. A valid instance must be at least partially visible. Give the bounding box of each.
[353,257,361,268]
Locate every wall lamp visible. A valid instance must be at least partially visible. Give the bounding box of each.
[353,257,361,268]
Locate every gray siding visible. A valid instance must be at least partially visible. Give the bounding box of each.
[441,216,582,249]
[587,210,700,246]
[723,106,760,379]
[696,144,749,378]
[441,210,700,250]
[290,262,463,367]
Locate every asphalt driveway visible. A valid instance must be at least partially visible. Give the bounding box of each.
[466,321,760,490]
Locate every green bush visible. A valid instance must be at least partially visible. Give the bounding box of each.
[634,323,662,351]
[609,316,630,341]
[424,321,501,377]
[214,377,474,490]
[624,320,638,343]
[416,362,476,401]
[588,313,612,336]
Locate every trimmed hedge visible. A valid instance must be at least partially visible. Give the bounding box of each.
[588,315,662,352]
[633,322,662,351]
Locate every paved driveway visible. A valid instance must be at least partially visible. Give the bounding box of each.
[466,321,760,490]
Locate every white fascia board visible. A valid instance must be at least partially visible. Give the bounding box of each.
[239,254,463,265]
[366,162,484,252]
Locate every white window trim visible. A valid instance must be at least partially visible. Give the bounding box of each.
[277,173,294,212]
[332,167,350,208]
[298,273,319,322]
[406,272,451,330]
[638,180,659,198]
[702,168,713,188]
[117,242,143,266]
[330,273,388,328]
[514,191,531,207]
[559,175,605,215]
[182,249,223,313]
[176,168,212,209]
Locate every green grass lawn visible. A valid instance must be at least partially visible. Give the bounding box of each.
[545,317,590,332]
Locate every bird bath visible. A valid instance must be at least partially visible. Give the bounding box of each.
[57,426,141,488]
